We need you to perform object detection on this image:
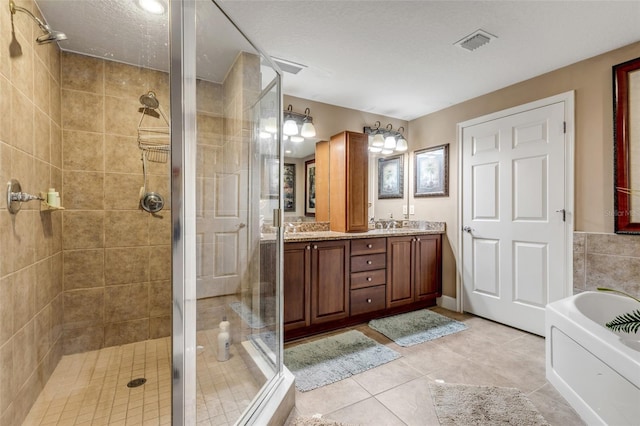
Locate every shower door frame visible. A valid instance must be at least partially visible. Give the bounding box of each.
[170,1,290,424]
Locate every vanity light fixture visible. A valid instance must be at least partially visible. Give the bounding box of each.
[383,124,397,149]
[283,104,317,139]
[364,122,409,155]
[395,127,408,152]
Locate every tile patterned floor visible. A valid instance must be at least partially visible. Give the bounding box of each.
[23,338,172,426]
[285,308,586,426]
[22,308,585,425]
[22,331,264,426]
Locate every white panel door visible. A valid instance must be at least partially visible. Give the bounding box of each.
[462,101,567,336]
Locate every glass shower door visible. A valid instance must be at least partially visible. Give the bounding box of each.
[175,1,284,424]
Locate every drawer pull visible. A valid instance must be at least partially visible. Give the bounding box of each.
[306,245,310,250]
[367,244,372,248]
[366,260,372,265]
[366,298,372,303]
[367,277,372,281]
[313,245,318,250]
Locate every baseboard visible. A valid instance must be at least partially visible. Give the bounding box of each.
[437,295,458,312]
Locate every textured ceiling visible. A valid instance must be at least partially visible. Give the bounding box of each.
[36,0,640,120]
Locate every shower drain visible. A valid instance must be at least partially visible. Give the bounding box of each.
[127,378,147,388]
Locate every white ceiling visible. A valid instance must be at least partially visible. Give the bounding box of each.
[36,1,640,121]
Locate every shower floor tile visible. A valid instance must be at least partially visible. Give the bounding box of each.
[23,338,172,426]
[23,333,264,426]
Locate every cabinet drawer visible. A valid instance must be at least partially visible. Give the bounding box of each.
[351,238,386,256]
[351,269,386,289]
[351,286,386,316]
[351,253,386,272]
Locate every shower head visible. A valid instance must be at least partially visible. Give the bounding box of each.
[140,91,160,109]
[9,0,67,45]
[36,29,68,44]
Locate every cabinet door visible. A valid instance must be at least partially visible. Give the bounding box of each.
[386,236,414,307]
[311,240,350,324]
[283,242,311,331]
[414,235,442,300]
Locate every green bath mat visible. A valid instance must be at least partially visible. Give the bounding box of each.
[368,309,467,347]
[284,330,401,392]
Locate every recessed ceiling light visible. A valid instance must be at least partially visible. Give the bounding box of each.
[137,0,165,15]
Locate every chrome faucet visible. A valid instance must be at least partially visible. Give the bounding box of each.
[386,220,397,230]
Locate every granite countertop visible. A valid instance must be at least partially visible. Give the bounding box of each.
[257,221,444,242]
[282,227,445,242]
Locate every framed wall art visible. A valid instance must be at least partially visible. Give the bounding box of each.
[378,154,404,199]
[261,155,279,199]
[414,143,449,197]
[283,163,296,212]
[613,56,640,234]
[305,159,316,216]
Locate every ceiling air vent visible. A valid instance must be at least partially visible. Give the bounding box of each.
[454,29,497,51]
[271,57,307,74]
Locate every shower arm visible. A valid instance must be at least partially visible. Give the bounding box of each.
[9,0,52,33]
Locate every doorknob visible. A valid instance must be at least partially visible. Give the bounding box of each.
[463,226,473,233]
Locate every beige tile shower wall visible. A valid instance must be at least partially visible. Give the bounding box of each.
[196,52,260,305]
[60,52,172,354]
[0,1,64,424]
[573,232,640,299]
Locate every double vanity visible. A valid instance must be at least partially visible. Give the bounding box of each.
[282,222,445,341]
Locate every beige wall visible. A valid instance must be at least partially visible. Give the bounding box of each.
[60,52,172,354]
[408,41,640,297]
[284,95,409,220]
[0,1,64,424]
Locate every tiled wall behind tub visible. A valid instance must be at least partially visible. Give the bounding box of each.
[60,52,172,354]
[0,0,64,424]
[574,232,640,299]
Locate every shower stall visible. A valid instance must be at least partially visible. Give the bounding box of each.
[1,0,290,424]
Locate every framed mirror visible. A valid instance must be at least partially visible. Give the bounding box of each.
[613,57,640,234]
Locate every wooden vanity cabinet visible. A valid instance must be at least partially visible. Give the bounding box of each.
[283,242,311,332]
[310,240,350,324]
[284,234,441,340]
[283,240,350,333]
[350,238,387,316]
[387,234,442,308]
[329,131,369,233]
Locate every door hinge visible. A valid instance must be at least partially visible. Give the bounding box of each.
[563,121,566,134]
[273,209,282,227]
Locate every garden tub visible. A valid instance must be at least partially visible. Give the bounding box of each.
[546,291,640,425]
